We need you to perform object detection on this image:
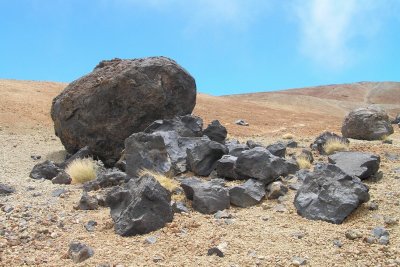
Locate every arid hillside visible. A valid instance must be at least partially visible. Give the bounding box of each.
[1,79,399,138]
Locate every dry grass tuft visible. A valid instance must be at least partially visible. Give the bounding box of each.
[65,158,97,184]
[282,133,294,140]
[323,138,349,155]
[296,156,312,169]
[138,169,180,192]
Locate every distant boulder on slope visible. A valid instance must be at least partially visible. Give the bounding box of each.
[341,106,393,140]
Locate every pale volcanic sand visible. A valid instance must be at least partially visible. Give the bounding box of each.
[0,80,400,266]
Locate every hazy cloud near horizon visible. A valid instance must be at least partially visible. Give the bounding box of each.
[292,0,395,70]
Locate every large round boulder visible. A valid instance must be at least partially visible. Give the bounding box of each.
[51,57,196,165]
[341,106,393,140]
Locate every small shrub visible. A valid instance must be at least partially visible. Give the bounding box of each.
[323,138,349,155]
[65,158,97,184]
[282,133,294,140]
[296,156,312,169]
[138,169,179,192]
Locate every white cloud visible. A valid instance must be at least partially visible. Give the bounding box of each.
[292,0,387,69]
[112,0,268,32]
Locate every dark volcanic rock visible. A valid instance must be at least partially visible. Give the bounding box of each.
[83,171,127,192]
[29,160,62,180]
[180,178,230,214]
[51,57,196,165]
[125,131,209,177]
[246,140,263,149]
[311,131,349,155]
[186,140,228,176]
[294,164,370,224]
[125,132,172,177]
[216,155,238,180]
[76,192,99,210]
[192,182,230,214]
[328,152,380,180]
[266,142,286,158]
[229,179,265,207]
[203,120,227,143]
[0,183,15,195]
[227,144,249,157]
[51,171,72,185]
[105,174,173,236]
[235,147,299,184]
[144,115,203,137]
[341,106,394,140]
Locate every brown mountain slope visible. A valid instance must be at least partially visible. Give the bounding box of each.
[0,79,399,138]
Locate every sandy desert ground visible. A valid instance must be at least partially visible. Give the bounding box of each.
[0,79,400,266]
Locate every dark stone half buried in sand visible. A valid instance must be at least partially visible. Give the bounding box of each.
[51,57,196,166]
[294,163,370,224]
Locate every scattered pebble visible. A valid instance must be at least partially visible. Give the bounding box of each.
[345,229,363,240]
[68,241,94,263]
[333,239,342,248]
[384,216,398,226]
[51,188,68,197]
[84,220,98,232]
[366,201,379,210]
[214,210,232,219]
[292,256,307,266]
[144,236,157,245]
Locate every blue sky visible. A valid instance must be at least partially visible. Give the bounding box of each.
[1,0,399,95]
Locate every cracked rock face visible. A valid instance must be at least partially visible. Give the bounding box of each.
[294,164,370,224]
[341,106,393,140]
[328,151,380,180]
[51,57,196,166]
[105,174,173,236]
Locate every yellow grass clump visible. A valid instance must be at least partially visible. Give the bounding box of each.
[138,169,179,192]
[65,158,97,184]
[323,138,349,155]
[296,156,312,169]
[282,133,294,140]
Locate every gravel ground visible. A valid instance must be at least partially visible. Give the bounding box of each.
[1,127,400,267]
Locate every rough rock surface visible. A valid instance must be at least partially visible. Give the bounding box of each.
[235,147,298,184]
[29,160,61,180]
[229,179,265,207]
[186,140,228,176]
[125,132,172,177]
[294,164,370,224]
[144,115,203,137]
[341,106,394,140]
[105,174,173,236]
[328,152,380,180]
[51,57,196,165]
[216,155,238,180]
[76,192,99,210]
[311,132,349,155]
[180,178,230,214]
[266,142,286,158]
[203,120,227,143]
[392,114,400,124]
